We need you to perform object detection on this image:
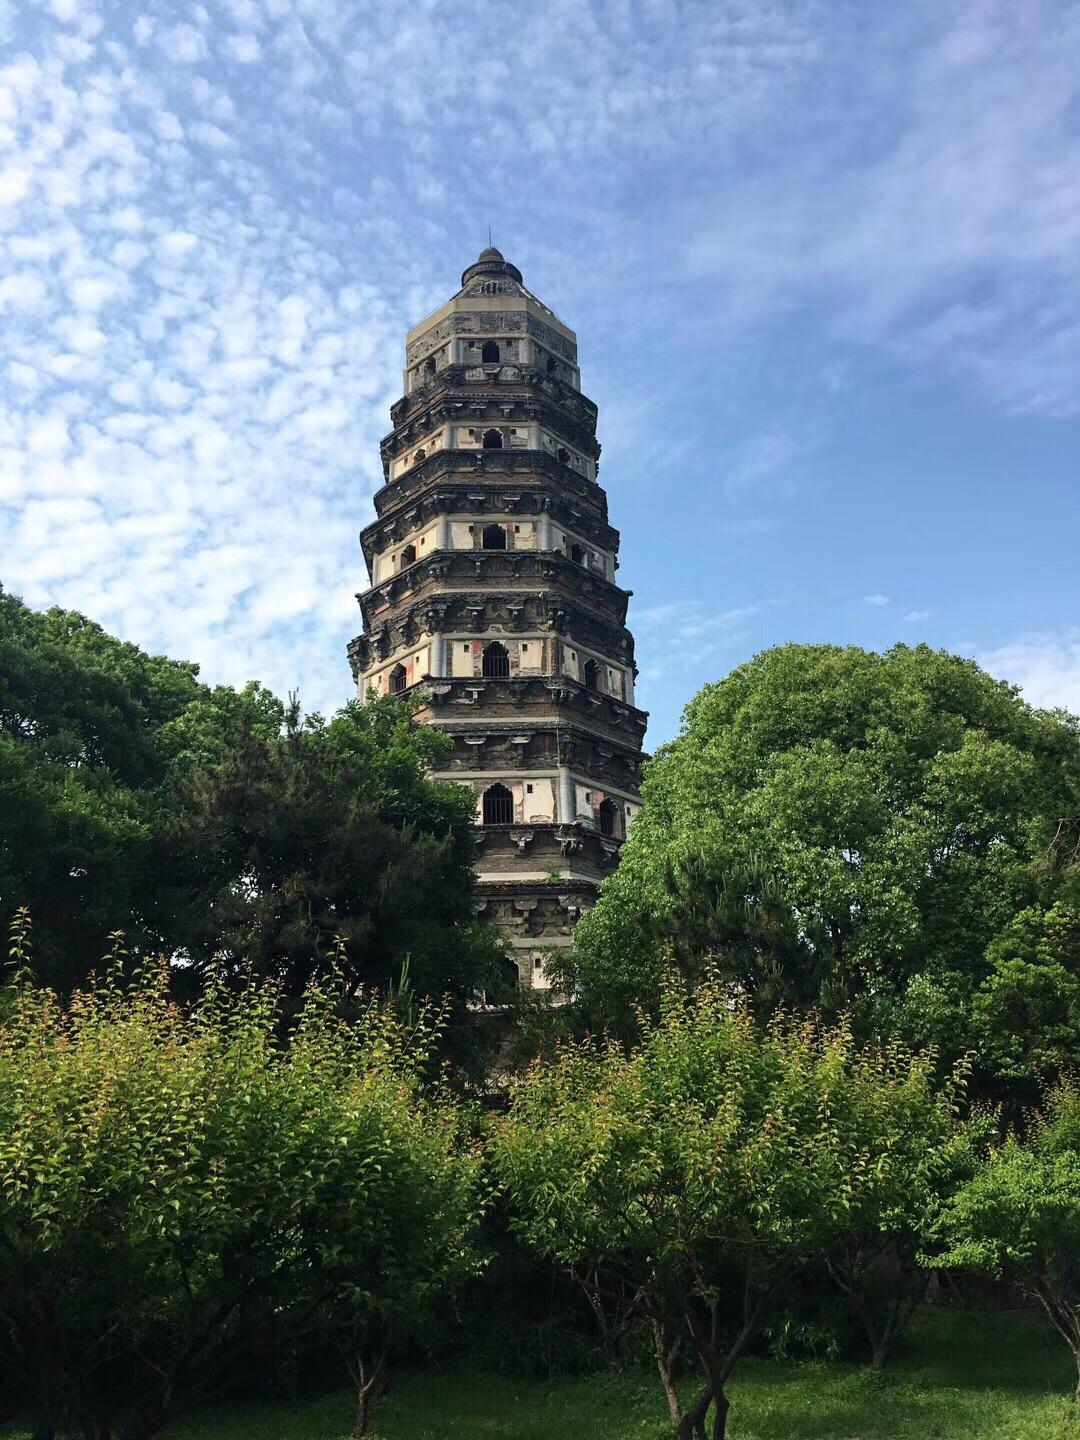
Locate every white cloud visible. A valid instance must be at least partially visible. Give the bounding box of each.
[0,163,33,205]
[864,594,891,607]
[0,0,1074,726]
[979,635,1080,717]
[225,33,260,63]
[681,3,1080,415]
[902,609,931,623]
[157,230,198,258]
[161,24,207,64]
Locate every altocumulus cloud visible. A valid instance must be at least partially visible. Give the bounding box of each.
[1,0,1078,715]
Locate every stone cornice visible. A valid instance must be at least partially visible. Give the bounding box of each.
[351,592,636,670]
[373,450,607,519]
[472,821,622,880]
[390,365,598,434]
[412,674,648,747]
[382,386,601,467]
[360,487,620,566]
[357,548,631,629]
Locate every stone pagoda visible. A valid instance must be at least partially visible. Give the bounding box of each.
[348,247,647,986]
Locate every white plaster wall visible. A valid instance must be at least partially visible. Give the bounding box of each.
[522,778,555,822]
[451,640,476,678]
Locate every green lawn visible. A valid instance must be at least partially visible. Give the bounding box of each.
[6,1310,1078,1439]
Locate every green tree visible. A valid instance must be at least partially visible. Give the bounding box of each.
[972,898,1080,1096]
[568,644,1080,1059]
[491,979,967,1440]
[935,1080,1080,1401]
[0,588,280,988]
[0,915,485,1438]
[164,693,508,1026]
[0,592,509,1036]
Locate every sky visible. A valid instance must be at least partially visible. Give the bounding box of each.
[2,0,1079,748]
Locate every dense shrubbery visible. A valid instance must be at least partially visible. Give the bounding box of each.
[491,979,976,1440]
[0,915,483,1439]
[5,600,1080,1437]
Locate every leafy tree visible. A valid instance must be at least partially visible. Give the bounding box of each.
[0,913,485,1438]
[0,592,509,1035]
[568,644,1080,1062]
[492,979,967,1440]
[0,588,280,988]
[164,694,509,1027]
[935,1080,1080,1401]
[972,898,1080,1096]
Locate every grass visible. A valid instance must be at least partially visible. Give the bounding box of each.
[5,1309,1078,1439]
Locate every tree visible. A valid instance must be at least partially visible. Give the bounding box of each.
[972,897,1080,1098]
[0,915,485,1439]
[491,979,967,1440]
[0,592,510,1039]
[0,588,281,989]
[935,1080,1080,1402]
[164,694,509,1031]
[568,644,1080,1064]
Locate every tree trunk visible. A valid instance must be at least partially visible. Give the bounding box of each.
[351,1350,387,1438]
[675,1384,712,1440]
[711,1388,730,1440]
[651,1320,682,1430]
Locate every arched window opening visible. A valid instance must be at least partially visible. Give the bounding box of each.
[582,658,600,692]
[413,447,426,466]
[482,783,513,825]
[569,543,584,565]
[482,641,510,678]
[546,356,557,376]
[482,428,503,450]
[389,664,407,695]
[423,356,436,380]
[481,340,500,364]
[556,446,570,465]
[399,543,416,568]
[482,523,507,551]
[598,798,617,837]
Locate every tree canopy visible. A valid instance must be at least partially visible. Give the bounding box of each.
[935,1079,1080,1400]
[492,979,970,1440]
[0,590,505,1016]
[0,926,485,1438]
[568,643,1080,1081]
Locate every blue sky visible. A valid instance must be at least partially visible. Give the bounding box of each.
[2,0,1078,747]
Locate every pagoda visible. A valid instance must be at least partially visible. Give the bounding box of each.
[348,247,647,986]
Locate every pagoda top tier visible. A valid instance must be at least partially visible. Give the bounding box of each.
[401,247,580,393]
[461,245,523,287]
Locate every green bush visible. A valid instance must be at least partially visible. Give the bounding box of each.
[0,918,486,1439]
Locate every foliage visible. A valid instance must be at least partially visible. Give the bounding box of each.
[0,591,510,1036]
[0,923,486,1438]
[567,644,1080,1075]
[0,588,280,988]
[163,693,509,1027]
[490,978,968,1440]
[971,896,1080,1094]
[935,1079,1080,1402]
